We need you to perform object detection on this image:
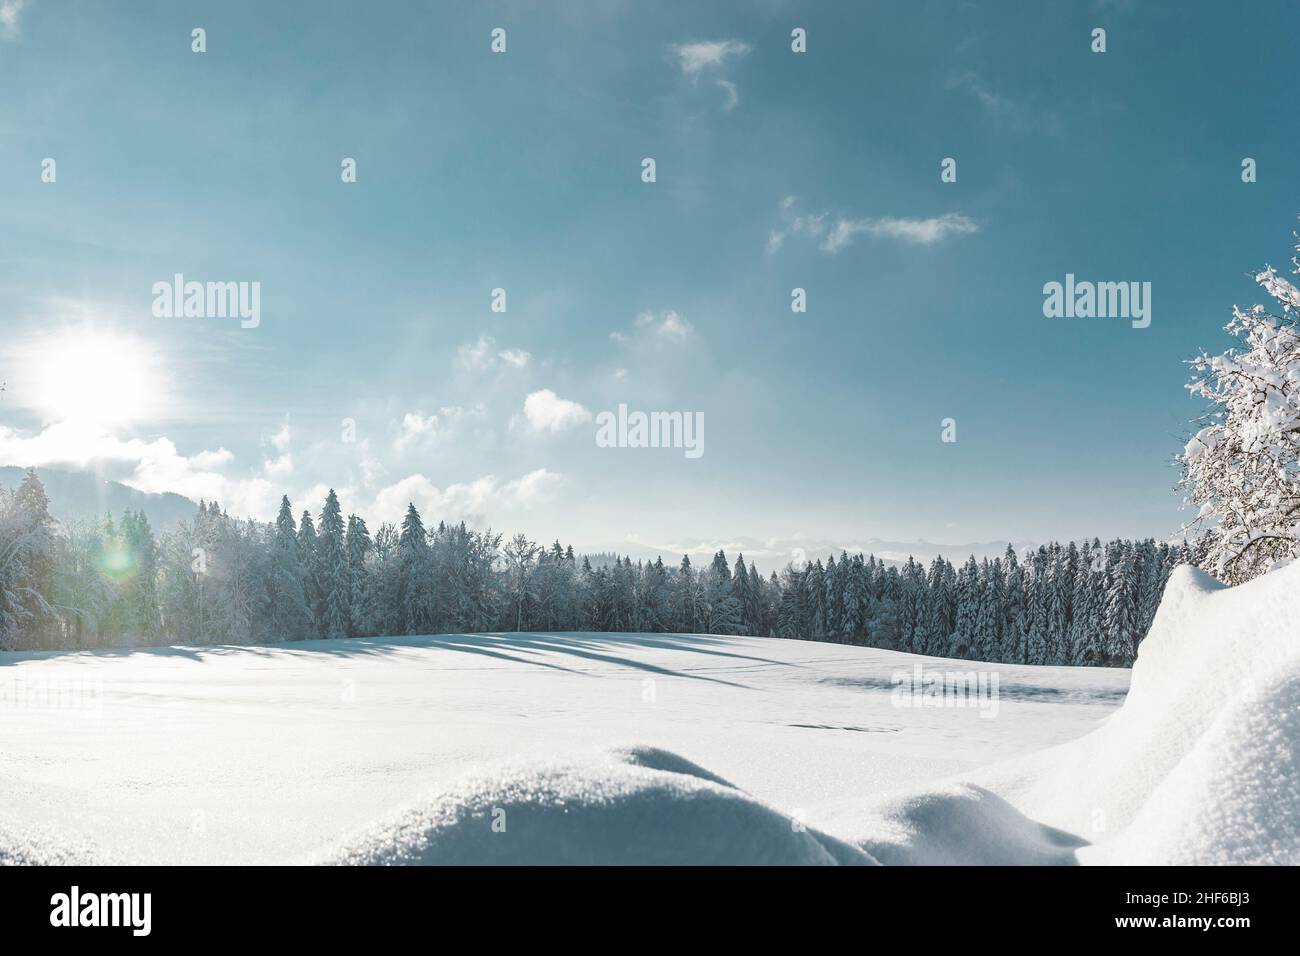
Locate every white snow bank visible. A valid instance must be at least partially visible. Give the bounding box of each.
[843,782,1085,865]
[1091,668,1300,865]
[972,560,1300,864]
[328,746,877,866]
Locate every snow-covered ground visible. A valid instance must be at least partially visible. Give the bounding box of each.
[2,561,1296,864]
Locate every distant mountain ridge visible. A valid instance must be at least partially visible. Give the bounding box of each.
[585,536,1038,573]
[0,466,198,532]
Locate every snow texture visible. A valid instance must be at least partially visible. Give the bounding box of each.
[329,747,876,865]
[1,560,1296,864]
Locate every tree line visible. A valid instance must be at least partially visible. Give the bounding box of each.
[1,468,1198,666]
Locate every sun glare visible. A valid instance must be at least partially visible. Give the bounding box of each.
[27,329,163,426]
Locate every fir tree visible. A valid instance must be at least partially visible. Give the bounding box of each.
[266,496,311,640]
[297,509,321,636]
[344,514,372,637]
[317,490,349,639]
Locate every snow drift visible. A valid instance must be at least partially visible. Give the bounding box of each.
[329,746,875,865]
[329,562,1300,865]
[972,561,1300,864]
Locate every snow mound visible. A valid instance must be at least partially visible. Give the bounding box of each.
[329,746,877,866]
[1092,668,1300,864]
[848,782,1085,865]
[973,560,1300,864]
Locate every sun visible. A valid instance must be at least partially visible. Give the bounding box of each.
[27,329,164,426]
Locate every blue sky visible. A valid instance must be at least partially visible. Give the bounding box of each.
[1,0,1297,561]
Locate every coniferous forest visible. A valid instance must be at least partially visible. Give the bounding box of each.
[1,468,1194,666]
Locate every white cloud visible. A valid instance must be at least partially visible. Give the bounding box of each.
[821,218,870,253]
[269,422,291,452]
[263,454,294,480]
[947,71,1063,137]
[263,421,293,478]
[949,71,1018,119]
[0,0,27,40]
[393,405,484,452]
[359,452,385,487]
[625,310,694,343]
[773,197,979,254]
[792,212,828,239]
[456,336,531,372]
[0,421,280,519]
[671,39,751,76]
[0,412,554,528]
[456,336,496,371]
[658,311,692,339]
[520,389,591,433]
[767,207,829,255]
[853,213,980,248]
[671,39,751,109]
[369,468,562,526]
[396,411,438,450]
[717,79,739,111]
[498,348,530,368]
[372,474,449,525]
[191,448,235,470]
[502,468,563,506]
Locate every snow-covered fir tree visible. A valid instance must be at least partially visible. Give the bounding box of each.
[317,490,349,639]
[266,496,311,641]
[0,469,1186,667]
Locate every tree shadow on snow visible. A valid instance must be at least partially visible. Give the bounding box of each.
[19,632,779,688]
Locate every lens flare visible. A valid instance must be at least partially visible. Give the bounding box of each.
[99,545,137,580]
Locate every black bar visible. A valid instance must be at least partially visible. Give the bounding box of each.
[0,865,1281,942]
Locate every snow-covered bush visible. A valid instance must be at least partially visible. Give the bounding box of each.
[1180,220,1300,584]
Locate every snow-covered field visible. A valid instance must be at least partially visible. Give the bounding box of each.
[1,562,1296,865]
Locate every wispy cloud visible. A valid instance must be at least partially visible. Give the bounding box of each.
[0,0,27,40]
[456,335,532,372]
[613,309,695,345]
[717,79,739,111]
[947,70,1063,136]
[825,213,979,251]
[670,39,751,110]
[770,198,979,254]
[498,348,530,368]
[263,420,293,479]
[671,39,751,76]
